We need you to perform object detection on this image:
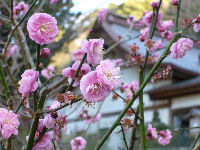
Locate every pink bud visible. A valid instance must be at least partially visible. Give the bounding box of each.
[151,2,158,8]
[40,48,50,58]
[171,0,178,5]
[139,35,145,42]
[39,62,43,68]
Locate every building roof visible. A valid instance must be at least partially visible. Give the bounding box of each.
[146,76,200,100]
[89,11,200,75]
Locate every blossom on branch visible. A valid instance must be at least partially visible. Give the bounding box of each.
[72,49,85,61]
[41,65,55,79]
[193,15,200,32]
[19,69,39,97]
[13,1,28,18]
[96,60,121,90]
[146,123,158,140]
[27,13,58,45]
[169,38,193,59]
[80,71,111,102]
[0,108,20,139]
[81,39,104,66]
[158,130,172,146]
[70,136,87,150]
[62,61,91,87]
[97,8,108,24]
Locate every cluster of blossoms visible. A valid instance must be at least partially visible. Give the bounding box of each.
[121,80,139,101]
[80,60,120,102]
[55,91,78,105]
[0,108,20,139]
[78,108,102,124]
[4,1,200,149]
[151,65,172,83]
[26,100,67,150]
[61,37,121,103]
[13,1,28,18]
[146,123,173,146]
[127,40,161,66]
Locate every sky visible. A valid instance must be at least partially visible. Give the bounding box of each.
[71,0,125,14]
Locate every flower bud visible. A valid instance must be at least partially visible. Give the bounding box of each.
[151,2,158,8]
[40,48,50,58]
[171,0,178,5]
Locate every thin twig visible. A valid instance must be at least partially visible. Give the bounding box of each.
[3,0,38,57]
[121,125,129,150]
[191,134,200,150]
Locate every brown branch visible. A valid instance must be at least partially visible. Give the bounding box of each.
[129,106,139,150]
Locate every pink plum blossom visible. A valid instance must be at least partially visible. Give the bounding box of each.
[193,15,200,32]
[62,61,91,87]
[122,80,139,99]
[40,48,50,58]
[13,1,28,18]
[49,100,61,110]
[0,108,20,139]
[146,123,158,140]
[29,131,54,150]
[161,30,173,41]
[41,65,55,79]
[72,49,85,61]
[85,113,102,124]
[70,136,87,150]
[170,38,193,59]
[50,0,59,4]
[80,71,111,102]
[143,12,162,27]
[43,114,55,129]
[140,27,150,41]
[158,130,172,146]
[81,39,104,66]
[127,15,136,25]
[27,13,58,45]
[97,8,108,24]
[154,40,163,50]
[96,60,121,90]
[5,45,19,58]
[162,20,174,29]
[37,119,45,132]
[19,69,39,97]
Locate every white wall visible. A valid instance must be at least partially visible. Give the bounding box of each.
[171,94,200,110]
